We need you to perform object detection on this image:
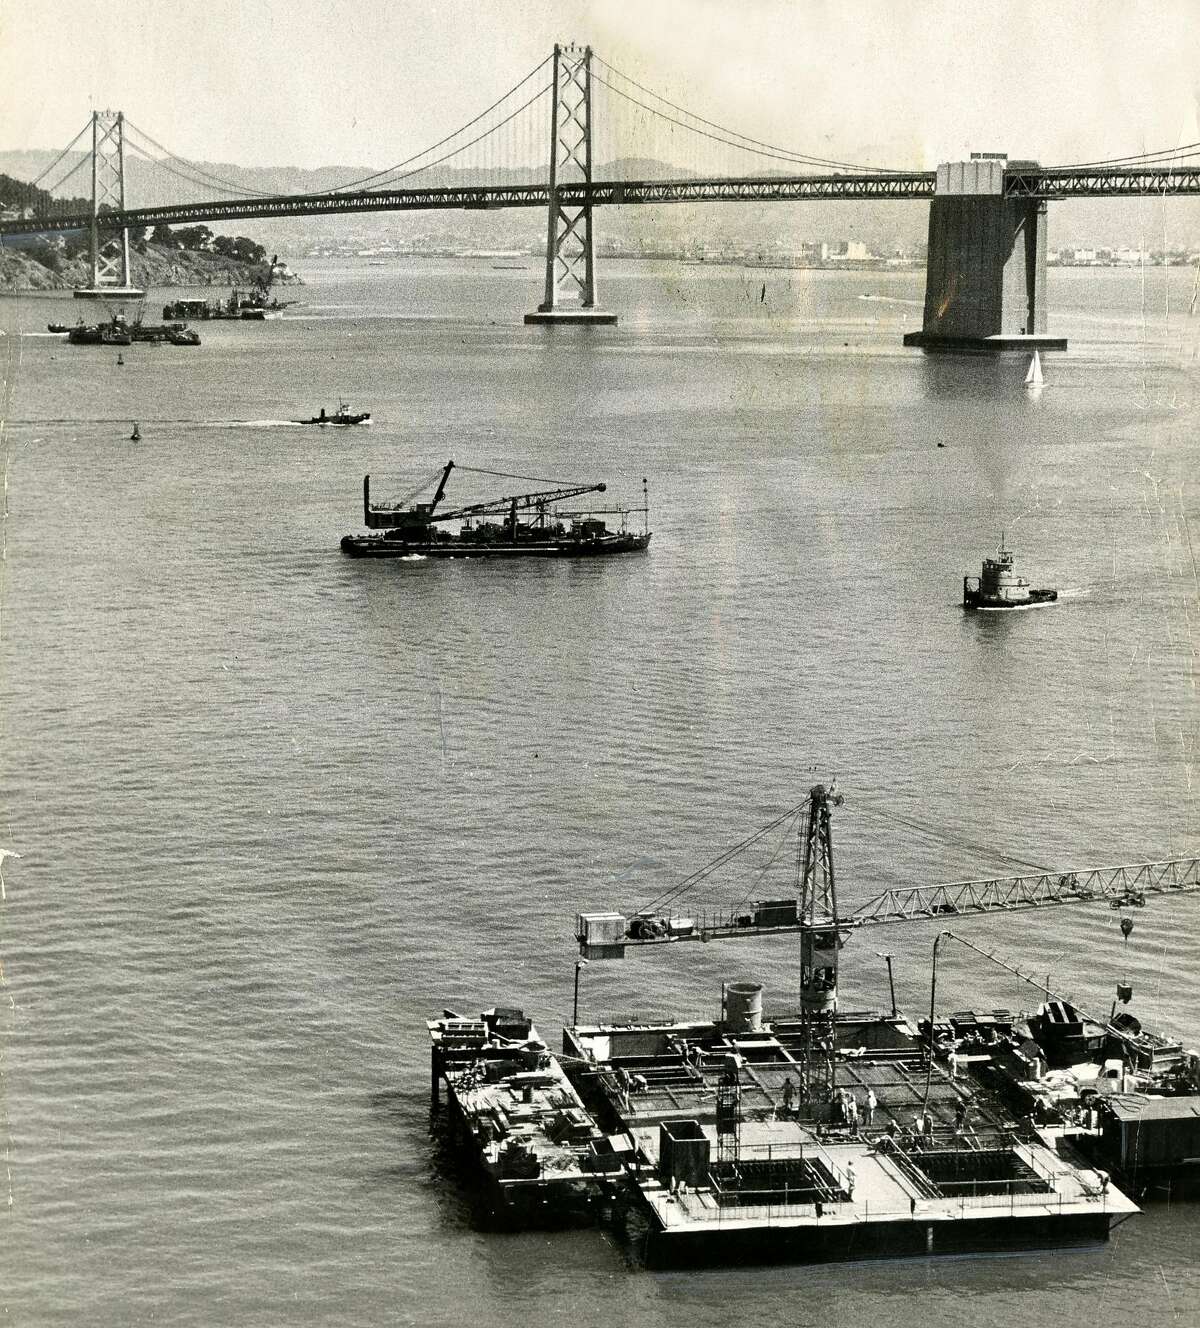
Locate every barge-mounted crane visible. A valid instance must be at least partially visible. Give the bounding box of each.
[431,784,1200,1264]
[341,462,651,558]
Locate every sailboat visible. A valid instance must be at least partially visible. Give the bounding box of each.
[1024,350,1044,391]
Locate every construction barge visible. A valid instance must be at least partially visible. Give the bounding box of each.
[429,786,1200,1267]
[341,461,651,559]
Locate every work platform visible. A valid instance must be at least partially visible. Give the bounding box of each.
[562,1007,1133,1267]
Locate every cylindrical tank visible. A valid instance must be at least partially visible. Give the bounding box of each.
[723,981,763,1033]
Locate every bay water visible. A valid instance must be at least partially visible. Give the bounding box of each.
[2,258,1198,1325]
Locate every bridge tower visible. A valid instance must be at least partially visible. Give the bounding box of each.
[903,155,1064,352]
[525,44,616,326]
[75,110,145,301]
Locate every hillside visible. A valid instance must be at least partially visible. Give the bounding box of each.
[0,241,269,292]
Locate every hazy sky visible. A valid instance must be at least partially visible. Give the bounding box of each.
[4,0,1200,171]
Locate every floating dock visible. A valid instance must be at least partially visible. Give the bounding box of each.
[431,992,1143,1265]
[428,788,1199,1265]
[561,998,1133,1267]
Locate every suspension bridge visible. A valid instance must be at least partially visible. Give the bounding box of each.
[7,43,1200,347]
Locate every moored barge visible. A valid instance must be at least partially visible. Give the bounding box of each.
[428,1007,613,1223]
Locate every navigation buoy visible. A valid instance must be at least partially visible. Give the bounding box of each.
[130,422,141,441]
[117,353,125,366]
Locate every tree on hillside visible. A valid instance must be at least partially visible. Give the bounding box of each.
[174,225,214,252]
[211,234,266,265]
[151,223,176,247]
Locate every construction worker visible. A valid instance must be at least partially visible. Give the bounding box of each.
[781,1076,796,1116]
[865,1087,878,1125]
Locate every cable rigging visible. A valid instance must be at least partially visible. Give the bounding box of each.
[27,121,91,191]
[592,53,908,176]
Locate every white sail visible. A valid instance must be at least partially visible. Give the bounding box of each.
[1024,350,1044,388]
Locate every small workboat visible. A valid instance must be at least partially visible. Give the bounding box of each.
[963,536,1057,610]
[296,401,371,426]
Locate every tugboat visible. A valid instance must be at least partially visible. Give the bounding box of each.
[963,536,1057,610]
[340,461,652,559]
[296,401,371,426]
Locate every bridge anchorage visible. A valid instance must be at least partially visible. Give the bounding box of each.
[76,111,145,301]
[904,154,1065,354]
[525,43,616,327]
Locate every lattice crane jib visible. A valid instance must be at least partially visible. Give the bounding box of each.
[538,44,598,311]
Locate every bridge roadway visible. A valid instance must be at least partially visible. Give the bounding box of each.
[7,163,1200,238]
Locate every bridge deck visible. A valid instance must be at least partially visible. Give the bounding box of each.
[8,163,1200,238]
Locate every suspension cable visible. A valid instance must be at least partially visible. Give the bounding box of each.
[317,54,553,195]
[124,140,275,202]
[124,122,279,198]
[592,53,905,175]
[27,121,92,189]
[591,71,885,176]
[36,151,91,202]
[353,83,551,192]
[1047,140,1200,172]
[113,54,552,207]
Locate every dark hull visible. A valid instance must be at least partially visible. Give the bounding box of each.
[644,1210,1114,1270]
[69,328,132,346]
[964,588,1057,610]
[440,1093,602,1231]
[341,532,651,559]
[297,414,371,426]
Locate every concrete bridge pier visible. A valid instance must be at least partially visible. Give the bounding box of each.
[903,156,1065,352]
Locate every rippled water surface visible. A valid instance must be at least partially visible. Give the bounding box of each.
[2,260,1198,1325]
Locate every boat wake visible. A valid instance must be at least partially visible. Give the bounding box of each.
[204,419,312,428]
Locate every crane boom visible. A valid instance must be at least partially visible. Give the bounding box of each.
[845,857,1200,927]
[434,481,605,524]
[576,788,1200,962]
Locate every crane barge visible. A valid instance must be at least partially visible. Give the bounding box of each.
[429,782,1200,1266]
[340,461,651,558]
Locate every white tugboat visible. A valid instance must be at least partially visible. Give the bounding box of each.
[963,536,1057,610]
